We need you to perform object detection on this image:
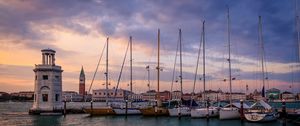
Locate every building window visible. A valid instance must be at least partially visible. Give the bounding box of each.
[55,94,59,101]
[34,94,36,101]
[104,93,106,95]
[55,76,59,80]
[42,94,48,102]
[99,93,101,95]
[35,75,37,80]
[43,75,48,80]
[94,93,97,95]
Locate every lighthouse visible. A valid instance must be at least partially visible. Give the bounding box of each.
[29,49,63,114]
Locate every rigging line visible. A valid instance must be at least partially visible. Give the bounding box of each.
[191,23,203,108]
[113,38,130,98]
[169,28,180,107]
[87,41,107,94]
[259,16,266,97]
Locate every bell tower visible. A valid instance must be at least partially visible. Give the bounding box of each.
[29,48,63,114]
[79,66,85,96]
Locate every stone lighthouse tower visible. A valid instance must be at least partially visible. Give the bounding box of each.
[29,49,63,114]
[79,66,85,96]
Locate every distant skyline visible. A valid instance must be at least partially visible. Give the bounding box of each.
[0,0,299,93]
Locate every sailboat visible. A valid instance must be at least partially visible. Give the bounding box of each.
[139,29,169,116]
[168,29,191,117]
[244,16,279,122]
[191,21,219,118]
[83,38,115,116]
[219,7,241,120]
[113,36,141,115]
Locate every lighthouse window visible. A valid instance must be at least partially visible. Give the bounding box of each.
[43,75,48,80]
[55,76,59,80]
[55,94,59,101]
[42,94,48,102]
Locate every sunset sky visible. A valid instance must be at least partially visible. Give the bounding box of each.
[0,0,299,94]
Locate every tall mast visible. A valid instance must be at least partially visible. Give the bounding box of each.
[227,7,233,105]
[157,29,161,106]
[258,16,266,98]
[106,37,109,106]
[191,24,203,107]
[202,21,206,102]
[179,29,183,98]
[296,0,300,62]
[130,36,133,93]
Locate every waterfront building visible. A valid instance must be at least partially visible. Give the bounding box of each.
[0,92,10,101]
[182,93,192,100]
[18,91,34,98]
[79,66,85,96]
[220,92,246,101]
[159,90,171,101]
[141,90,156,101]
[266,88,280,100]
[62,91,83,102]
[281,91,295,101]
[128,93,143,101]
[141,90,171,101]
[171,90,182,100]
[92,88,133,102]
[203,90,222,101]
[30,49,63,114]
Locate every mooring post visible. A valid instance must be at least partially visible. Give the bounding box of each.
[206,98,209,120]
[178,105,181,120]
[240,99,244,120]
[63,100,67,117]
[282,99,286,118]
[125,100,128,117]
[91,100,93,116]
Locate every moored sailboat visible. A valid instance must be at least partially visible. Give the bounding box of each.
[83,38,115,116]
[190,21,219,118]
[244,16,278,122]
[168,29,191,117]
[219,7,241,120]
[112,36,141,115]
[139,29,169,116]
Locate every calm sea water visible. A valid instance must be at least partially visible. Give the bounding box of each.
[0,102,296,126]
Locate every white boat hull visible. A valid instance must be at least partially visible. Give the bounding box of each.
[191,107,219,118]
[244,112,278,122]
[113,108,141,115]
[168,107,191,116]
[219,108,240,120]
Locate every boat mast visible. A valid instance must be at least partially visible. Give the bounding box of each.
[202,21,206,105]
[106,37,109,106]
[146,66,150,91]
[296,0,300,62]
[130,36,133,93]
[258,16,266,98]
[227,7,233,105]
[157,29,161,106]
[179,29,183,100]
[191,23,203,107]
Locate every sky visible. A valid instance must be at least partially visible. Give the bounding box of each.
[0,0,299,94]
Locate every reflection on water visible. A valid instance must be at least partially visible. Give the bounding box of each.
[0,102,295,126]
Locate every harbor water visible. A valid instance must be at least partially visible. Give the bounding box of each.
[0,102,297,126]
